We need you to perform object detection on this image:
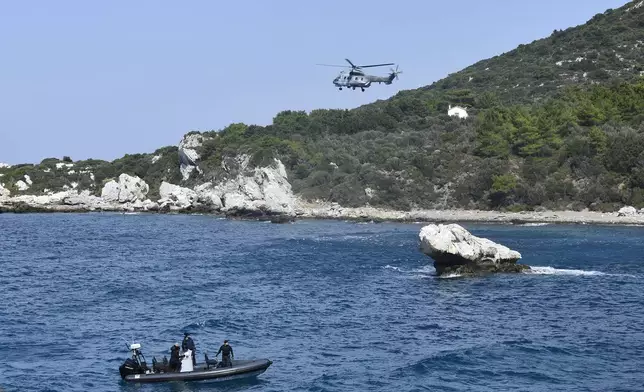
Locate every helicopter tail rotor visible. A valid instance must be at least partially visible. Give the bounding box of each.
[388,65,402,82]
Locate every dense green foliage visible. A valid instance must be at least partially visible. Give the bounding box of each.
[186,77,644,211]
[2,1,643,213]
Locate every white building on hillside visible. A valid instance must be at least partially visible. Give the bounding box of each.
[447,104,468,119]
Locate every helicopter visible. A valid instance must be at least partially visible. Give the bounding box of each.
[317,58,402,91]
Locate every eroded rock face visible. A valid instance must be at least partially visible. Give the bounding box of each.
[159,181,198,209]
[178,133,208,181]
[213,157,296,216]
[419,223,527,276]
[101,174,149,203]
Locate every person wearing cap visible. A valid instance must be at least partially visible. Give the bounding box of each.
[169,343,181,372]
[216,340,234,367]
[182,332,197,366]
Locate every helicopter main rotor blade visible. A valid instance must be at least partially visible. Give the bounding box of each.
[357,63,395,68]
[316,63,351,68]
[345,58,356,68]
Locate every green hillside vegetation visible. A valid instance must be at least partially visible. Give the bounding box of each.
[394,0,644,108]
[189,77,644,212]
[2,0,643,213]
[0,146,181,200]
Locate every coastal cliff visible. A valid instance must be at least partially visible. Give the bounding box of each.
[0,135,297,218]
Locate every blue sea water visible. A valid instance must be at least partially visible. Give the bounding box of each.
[0,213,643,392]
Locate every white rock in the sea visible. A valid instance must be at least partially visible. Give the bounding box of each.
[100,173,149,203]
[618,206,638,216]
[178,133,208,180]
[419,223,524,275]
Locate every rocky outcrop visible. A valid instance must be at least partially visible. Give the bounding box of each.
[0,182,9,198]
[101,173,149,203]
[178,133,208,180]
[617,205,644,216]
[16,175,31,191]
[0,189,159,212]
[210,157,296,216]
[419,223,527,276]
[158,182,199,210]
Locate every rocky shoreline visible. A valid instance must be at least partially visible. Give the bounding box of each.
[3,197,644,226]
[3,133,644,226]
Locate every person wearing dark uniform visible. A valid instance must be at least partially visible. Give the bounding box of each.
[182,332,196,366]
[216,340,234,367]
[169,343,181,372]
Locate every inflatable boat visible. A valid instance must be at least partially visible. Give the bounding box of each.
[119,343,272,383]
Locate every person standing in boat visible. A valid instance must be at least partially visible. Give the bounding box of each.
[169,343,181,372]
[182,332,197,366]
[216,340,234,367]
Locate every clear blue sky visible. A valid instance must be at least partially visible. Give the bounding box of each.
[0,0,628,165]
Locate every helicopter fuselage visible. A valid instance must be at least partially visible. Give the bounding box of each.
[333,71,395,91]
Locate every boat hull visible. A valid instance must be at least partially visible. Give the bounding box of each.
[123,359,272,383]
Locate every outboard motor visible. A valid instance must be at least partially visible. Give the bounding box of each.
[119,343,149,379]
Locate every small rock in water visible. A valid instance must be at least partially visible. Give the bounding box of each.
[418,223,528,276]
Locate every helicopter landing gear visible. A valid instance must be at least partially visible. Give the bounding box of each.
[339,87,342,90]
[361,88,365,92]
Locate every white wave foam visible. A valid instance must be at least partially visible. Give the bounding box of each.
[526,266,638,278]
[526,266,605,276]
[519,222,549,226]
[526,266,638,277]
[383,265,403,272]
[437,272,463,279]
[412,265,436,274]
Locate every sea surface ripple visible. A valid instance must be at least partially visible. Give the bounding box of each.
[0,213,643,392]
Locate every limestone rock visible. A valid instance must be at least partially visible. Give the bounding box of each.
[216,158,296,216]
[618,206,637,216]
[100,173,149,203]
[178,133,208,180]
[159,181,198,209]
[0,183,9,198]
[16,180,30,191]
[194,182,223,209]
[419,223,527,276]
